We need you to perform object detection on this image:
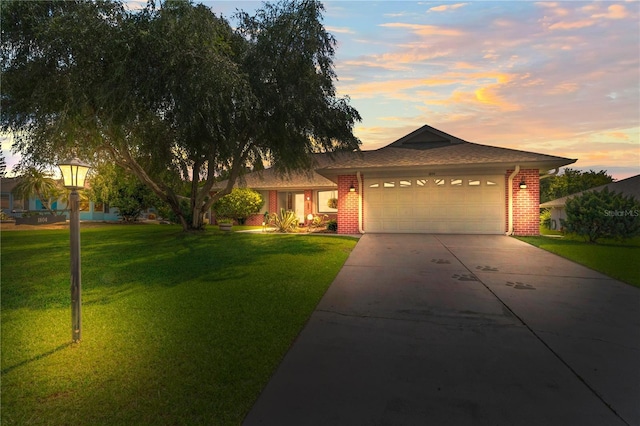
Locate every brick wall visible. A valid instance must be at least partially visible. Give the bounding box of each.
[241,190,278,226]
[337,174,360,234]
[505,169,540,236]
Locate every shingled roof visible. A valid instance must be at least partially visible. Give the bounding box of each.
[213,124,576,189]
[316,125,576,179]
[212,154,337,190]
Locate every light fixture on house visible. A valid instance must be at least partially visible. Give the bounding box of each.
[519,180,527,189]
[349,183,356,192]
[58,157,91,343]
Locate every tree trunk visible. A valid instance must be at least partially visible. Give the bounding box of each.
[190,207,206,231]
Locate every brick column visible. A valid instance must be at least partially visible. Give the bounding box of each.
[269,190,278,215]
[337,175,359,234]
[506,169,540,236]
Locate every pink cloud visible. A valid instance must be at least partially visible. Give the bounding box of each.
[591,4,628,19]
[380,23,465,37]
[547,20,595,30]
[428,3,468,13]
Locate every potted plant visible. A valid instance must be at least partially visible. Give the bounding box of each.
[218,218,233,231]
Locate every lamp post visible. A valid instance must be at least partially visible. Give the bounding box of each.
[58,158,91,343]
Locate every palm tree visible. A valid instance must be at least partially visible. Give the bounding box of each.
[12,167,62,214]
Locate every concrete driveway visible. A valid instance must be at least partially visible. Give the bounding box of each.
[244,234,640,426]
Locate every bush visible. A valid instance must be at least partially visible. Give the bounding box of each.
[540,208,552,229]
[307,214,328,232]
[326,219,337,232]
[561,187,640,243]
[213,188,264,224]
[268,209,299,233]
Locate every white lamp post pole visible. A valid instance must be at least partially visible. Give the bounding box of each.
[58,158,91,343]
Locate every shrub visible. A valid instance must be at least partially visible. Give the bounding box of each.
[326,219,337,232]
[307,214,328,232]
[561,187,640,243]
[213,188,264,225]
[268,209,299,233]
[540,208,552,229]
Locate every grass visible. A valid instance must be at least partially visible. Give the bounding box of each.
[517,230,640,288]
[1,224,358,425]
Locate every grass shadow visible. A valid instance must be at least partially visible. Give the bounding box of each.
[1,343,72,376]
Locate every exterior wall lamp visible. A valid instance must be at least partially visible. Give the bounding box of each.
[519,180,527,189]
[58,158,91,343]
[349,183,356,192]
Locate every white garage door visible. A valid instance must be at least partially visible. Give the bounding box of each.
[364,175,505,234]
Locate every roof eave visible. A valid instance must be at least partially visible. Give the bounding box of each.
[317,158,577,180]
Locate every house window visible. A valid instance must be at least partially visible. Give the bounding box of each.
[317,190,338,213]
[384,181,395,188]
[13,197,25,210]
[0,194,9,209]
[435,179,445,186]
[400,180,411,188]
[416,179,427,187]
[468,179,480,186]
[451,178,462,186]
[79,200,90,211]
[94,202,104,212]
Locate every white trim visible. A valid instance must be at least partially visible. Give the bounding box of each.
[357,171,364,234]
[507,165,520,235]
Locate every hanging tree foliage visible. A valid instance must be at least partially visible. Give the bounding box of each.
[1,0,361,231]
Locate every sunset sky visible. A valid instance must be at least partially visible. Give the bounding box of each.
[3,1,638,179]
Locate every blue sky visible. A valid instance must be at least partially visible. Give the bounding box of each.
[3,1,638,179]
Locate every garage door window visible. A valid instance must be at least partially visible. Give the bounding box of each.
[369,183,379,188]
[416,179,427,186]
[435,179,445,186]
[451,178,462,186]
[486,180,498,186]
[468,179,480,186]
[400,180,411,188]
[384,181,395,188]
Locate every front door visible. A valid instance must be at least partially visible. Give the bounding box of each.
[294,193,305,224]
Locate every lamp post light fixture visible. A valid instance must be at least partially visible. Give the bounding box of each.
[58,158,91,343]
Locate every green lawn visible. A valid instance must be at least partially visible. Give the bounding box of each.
[517,234,640,288]
[1,224,357,425]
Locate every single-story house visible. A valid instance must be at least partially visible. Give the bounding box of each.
[540,174,640,230]
[214,124,576,236]
[1,176,121,222]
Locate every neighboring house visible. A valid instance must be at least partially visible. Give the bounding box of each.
[0,177,27,215]
[213,124,576,235]
[1,176,120,221]
[540,174,640,230]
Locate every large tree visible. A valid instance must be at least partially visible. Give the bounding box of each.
[11,167,61,214]
[541,168,614,203]
[1,0,361,231]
